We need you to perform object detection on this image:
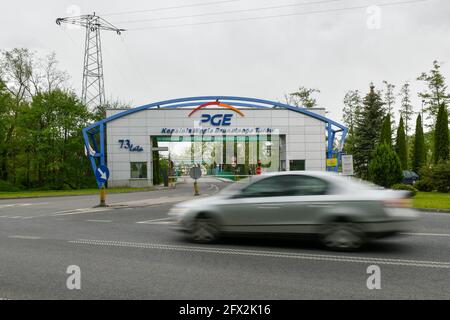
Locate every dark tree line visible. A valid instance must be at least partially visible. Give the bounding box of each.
[0,49,98,190]
[342,60,449,189]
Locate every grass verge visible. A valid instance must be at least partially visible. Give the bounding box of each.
[413,192,450,210]
[0,187,155,199]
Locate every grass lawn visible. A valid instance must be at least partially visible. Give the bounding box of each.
[413,192,450,210]
[0,187,155,199]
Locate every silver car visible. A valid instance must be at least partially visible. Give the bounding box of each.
[168,171,420,250]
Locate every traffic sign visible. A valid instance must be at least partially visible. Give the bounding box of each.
[189,166,202,180]
[326,158,338,167]
[341,154,354,176]
[95,165,110,184]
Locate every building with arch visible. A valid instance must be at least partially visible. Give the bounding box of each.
[82,96,347,187]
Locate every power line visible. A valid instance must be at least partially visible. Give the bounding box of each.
[112,0,349,25]
[101,0,241,17]
[127,0,430,31]
[56,14,125,108]
[118,35,153,94]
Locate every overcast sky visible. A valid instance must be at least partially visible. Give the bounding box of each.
[1,0,449,123]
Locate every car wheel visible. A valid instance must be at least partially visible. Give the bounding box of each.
[321,222,365,251]
[190,215,220,243]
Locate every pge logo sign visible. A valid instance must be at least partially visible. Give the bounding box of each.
[188,101,244,126]
[201,114,233,126]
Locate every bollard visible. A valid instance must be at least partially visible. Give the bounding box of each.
[193,179,200,196]
[99,186,107,207]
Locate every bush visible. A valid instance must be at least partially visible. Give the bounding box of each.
[417,161,450,193]
[430,161,450,193]
[0,180,21,192]
[414,179,434,192]
[391,183,418,196]
[368,143,403,188]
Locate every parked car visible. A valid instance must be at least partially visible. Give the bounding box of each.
[402,170,419,185]
[168,171,420,251]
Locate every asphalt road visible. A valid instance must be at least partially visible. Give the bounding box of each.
[0,180,449,299]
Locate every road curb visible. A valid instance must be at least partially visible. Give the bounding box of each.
[417,208,450,214]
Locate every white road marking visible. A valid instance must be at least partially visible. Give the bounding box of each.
[52,208,109,216]
[207,184,219,193]
[70,239,450,269]
[108,195,194,208]
[9,235,41,240]
[9,207,111,220]
[401,232,450,237]
[136,218,173,224]
[86,219,112,223]
[0,202,48,209]
[0,216,26,219]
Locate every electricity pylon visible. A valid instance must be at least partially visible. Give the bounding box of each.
[56,13,125,108]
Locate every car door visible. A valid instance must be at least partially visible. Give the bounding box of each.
[218,174,332,235]
[217,176,289,234]
[278,175,331,234]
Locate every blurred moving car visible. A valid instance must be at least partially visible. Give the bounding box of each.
[168,171,420,251]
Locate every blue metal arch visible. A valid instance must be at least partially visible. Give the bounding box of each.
[83,96,348,187]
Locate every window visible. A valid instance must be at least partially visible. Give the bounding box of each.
[289,160,305,171]
[130,162,147,179]
[287,175,328,196]
[240,175,328,197]
[241,176,283,197]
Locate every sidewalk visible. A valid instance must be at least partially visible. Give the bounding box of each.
[106,180,222,208]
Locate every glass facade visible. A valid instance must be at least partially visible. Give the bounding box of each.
[152,135,282,179]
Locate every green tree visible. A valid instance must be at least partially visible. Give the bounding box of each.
[0,49,34,183]
[18,89,93,188]
[288,86,320,108]
[342,90,362,154]
[353,84,385,179]
[417,60,449,125]
[399,82,414,138]
[93,99,132,122]
[412,114,426,173]
[434,104,449,163]
[368,143,403,188]
[342,90,362,134]
[0,49,72,187]
[380,114,392,146]
[0,81,14,181]
[382,80,396,121]
[395,117,408,170]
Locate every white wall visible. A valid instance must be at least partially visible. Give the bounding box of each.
[106,108,327,186]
